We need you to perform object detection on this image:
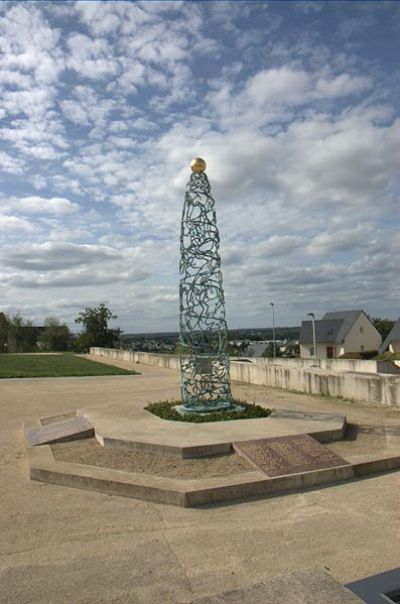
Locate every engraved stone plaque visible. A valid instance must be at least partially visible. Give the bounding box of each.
[26,416,94,447]
[233,434,350,477]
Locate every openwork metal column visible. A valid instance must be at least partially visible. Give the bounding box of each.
[179,158,234,413]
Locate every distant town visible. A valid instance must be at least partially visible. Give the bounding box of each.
[121,327,300,358]
[1,306,398,361]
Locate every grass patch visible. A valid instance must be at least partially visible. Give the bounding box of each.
[0,353,139,378]
[145,399,271,422]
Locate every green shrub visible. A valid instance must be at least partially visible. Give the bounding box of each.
[376,351,400,361]
[339,350,378,360]
[145,399,271,423]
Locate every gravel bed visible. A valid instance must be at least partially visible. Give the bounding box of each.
[51,438,253,479]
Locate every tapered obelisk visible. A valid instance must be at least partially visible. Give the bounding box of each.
[178,158,235,413]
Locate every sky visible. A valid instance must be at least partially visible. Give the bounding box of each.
[0,0,399,334]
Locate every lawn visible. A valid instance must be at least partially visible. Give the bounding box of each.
[0,354,139,378]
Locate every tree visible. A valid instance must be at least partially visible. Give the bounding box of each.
[39,318,71,351]
[7,313,37,352]
[369,316,395,341]
[0,312,9,353]
[74,304,121,352]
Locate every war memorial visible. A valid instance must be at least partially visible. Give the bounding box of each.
[5,160,400,602]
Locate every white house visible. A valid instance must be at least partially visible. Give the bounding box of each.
[379,318,400,355]
[299,310,382,359]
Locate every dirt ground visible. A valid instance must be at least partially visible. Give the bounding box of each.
[51,438,252,478]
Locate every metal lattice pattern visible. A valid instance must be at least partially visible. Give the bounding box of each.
[179,171,232,411]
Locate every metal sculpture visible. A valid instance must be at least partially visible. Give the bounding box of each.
[179,158,234,413]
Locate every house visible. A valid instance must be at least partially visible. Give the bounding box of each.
[300,310,382,359]
[379,318,400,355]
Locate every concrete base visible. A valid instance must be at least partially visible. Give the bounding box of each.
[25,407,400,507]
[174,402,244,416]
[80,404,347,458]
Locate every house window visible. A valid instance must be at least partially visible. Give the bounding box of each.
[360,326,364,334]
[310,347,314,357]
[360,345,365,352]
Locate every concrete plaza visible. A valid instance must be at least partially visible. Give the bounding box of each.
[1,359,400,603]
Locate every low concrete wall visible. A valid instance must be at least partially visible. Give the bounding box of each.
[90,348,180,370]
[247,357,400,374]
[90,348,400,408]
[229,361,400,407]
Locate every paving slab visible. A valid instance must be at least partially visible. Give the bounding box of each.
[184,569,364,603]
[25,415,94,446]
[233,434,350,476]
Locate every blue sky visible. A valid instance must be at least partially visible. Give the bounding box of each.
[0,1,399,333]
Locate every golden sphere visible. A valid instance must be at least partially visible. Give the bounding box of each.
[190,157,206,173]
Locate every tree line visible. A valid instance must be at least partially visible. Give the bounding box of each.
[0,304,121,353]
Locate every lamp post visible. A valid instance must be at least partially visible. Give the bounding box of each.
[307,312,316,360]
[270,302,276,359]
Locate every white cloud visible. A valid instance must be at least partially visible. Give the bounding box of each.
[66,33,119,80]
[314,73,371,98]
[0,215,35,233]
[3,242,118,271]
[246,68,311,106]
[14,196,79,215]
[1,242,152,293]
[0,151,25,174]
[60,100,91,126]
[74,1,123,36]
[305,226,377,256]
[8,266,149,289]
[0,4,63,85]
[2,88,54,119]
[256,236,305,257]
[207,67,373,131]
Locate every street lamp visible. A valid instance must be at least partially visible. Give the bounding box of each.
[307,312,316,360]
[270,302,276,359]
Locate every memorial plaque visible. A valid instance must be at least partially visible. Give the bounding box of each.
[26,416,94,447]
[233,434,350,477]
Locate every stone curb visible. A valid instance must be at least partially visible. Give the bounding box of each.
[27,440,400,508]
[24,412,400,507]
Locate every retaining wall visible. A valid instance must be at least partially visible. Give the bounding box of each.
[246,357,400,374]
[90,348,400,408]
[90,348,180,370]
[229,361,400,407]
